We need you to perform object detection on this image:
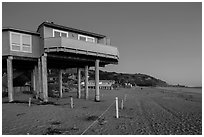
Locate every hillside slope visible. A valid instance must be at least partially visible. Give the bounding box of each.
[88,70,168,87]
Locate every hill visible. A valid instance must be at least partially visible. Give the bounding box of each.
[87,70,168,87]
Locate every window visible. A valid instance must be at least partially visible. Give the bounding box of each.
[79,35,86,41]
[11,33,21,51]
[10,32,32,53]
[53,29,68,37]
[78,34,95,43]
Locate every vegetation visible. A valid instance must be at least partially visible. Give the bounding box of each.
[88,70,168,87]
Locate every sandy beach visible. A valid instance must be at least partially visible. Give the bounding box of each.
[2,87,202,135]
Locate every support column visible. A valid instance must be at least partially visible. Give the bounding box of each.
[77,68,81,99]
[31,66,37,92]
[85,65,89,99]
[59,69,63,98]
[95,59,100,102]
[41,53,48,102]
[31,70,34,91]
[7,56,13,102]
[37,58,42,98]
[34,65,38,97]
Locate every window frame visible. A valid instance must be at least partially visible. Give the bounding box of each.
[53,29,68,38]
[10,32,32,53]
[78,34,95,43]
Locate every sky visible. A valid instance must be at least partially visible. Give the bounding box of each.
[2,2,202,87]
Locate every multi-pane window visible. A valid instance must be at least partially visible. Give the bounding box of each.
[10,32,32,53]
[78,34,95,43]
[53,29,68,37]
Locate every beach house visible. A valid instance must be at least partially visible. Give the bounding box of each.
[2,21,119,102]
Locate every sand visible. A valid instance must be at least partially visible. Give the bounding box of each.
[2,87,202,135]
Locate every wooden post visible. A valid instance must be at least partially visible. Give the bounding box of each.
[70,97,74,108]
[115,97,119,118]
[59,69,63,98]
[33,66,38,92]
[31,70,34,91]
[85,65,89,100]
[77,68,81,99]
[28,97,31,107]
[121,99,124,109]
[7,56,13,102]
[34,65,38,98]
[95,59,100,102]
[37,58,42,98]
[41,53,48,102]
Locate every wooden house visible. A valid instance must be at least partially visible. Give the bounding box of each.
[2,21,119,102]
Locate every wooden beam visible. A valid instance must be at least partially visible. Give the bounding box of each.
[47,53,95,62]
[59,69,63,98]
[95,59,100,102]
[12,56,38,62]
[7,56,13,102]
[77,68,81,99]
[85,65,89,100]
[41,53,48,102]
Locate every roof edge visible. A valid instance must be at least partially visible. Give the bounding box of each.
[2,27,40,36]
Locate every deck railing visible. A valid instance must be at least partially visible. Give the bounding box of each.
[44,37,119,59]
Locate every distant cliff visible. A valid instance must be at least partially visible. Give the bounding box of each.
[88,70,168,87]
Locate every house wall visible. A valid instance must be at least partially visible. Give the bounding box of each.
[2,30,41,58]
[43,26,99,42]
[37,28,45,56]
[2,31,10,56]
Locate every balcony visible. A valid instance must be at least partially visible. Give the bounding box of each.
[44,37,119,60]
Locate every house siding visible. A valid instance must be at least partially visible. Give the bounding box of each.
[2,31,41,58]
[2,31,10,56]
[43,26,98,42]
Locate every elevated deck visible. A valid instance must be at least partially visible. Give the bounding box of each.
[44,37,119,61]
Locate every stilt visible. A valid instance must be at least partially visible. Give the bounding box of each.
[59,69,63,98]
[31,66,37,93]
[95,59,100,102]
[31,70,34,91]
[77,68,81,99]
[41,53,48,102]
[85,65,89,99]
[34,65,38,97]
[37,58,42,98]
[7,56,13,102]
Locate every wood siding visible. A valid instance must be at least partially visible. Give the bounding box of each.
[2,31,41,58]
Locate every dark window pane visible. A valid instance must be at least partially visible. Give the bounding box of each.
[79,36,86,41]
[54,31,60,37]
[87,37,94,42]
[61,33,67,37]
